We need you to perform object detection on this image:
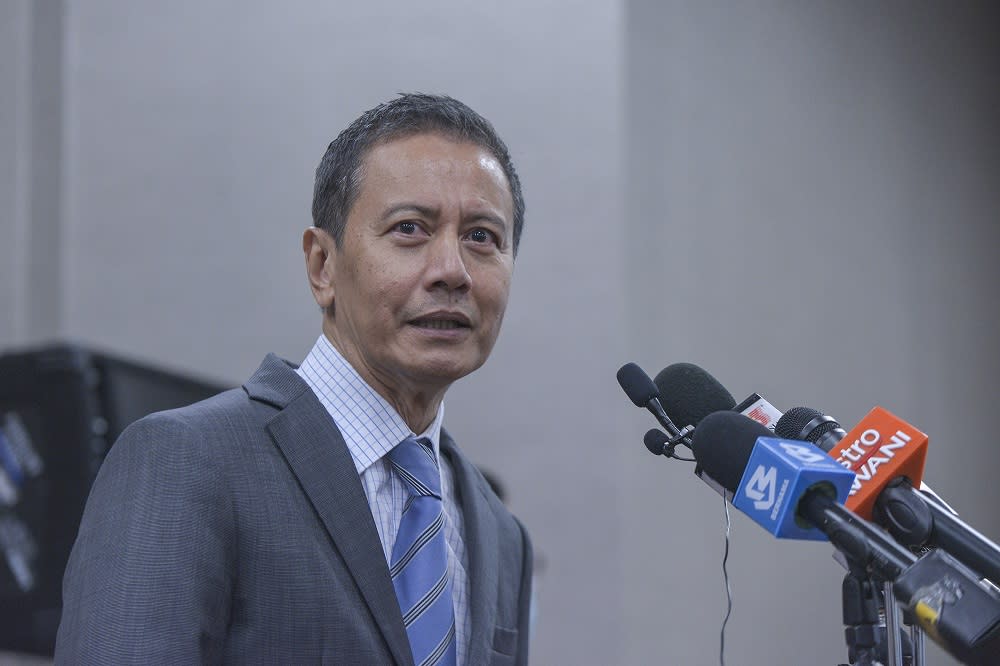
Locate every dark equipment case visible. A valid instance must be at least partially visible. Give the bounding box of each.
[0,344,225,655]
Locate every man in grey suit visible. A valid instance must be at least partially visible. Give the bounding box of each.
[55,93,532,664]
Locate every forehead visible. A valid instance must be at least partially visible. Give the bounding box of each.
[356,133,513,210]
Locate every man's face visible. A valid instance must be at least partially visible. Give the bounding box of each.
[325,133,515,396]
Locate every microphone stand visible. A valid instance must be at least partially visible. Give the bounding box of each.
[839,562,883,666]
[882,581,907,666]
[838,559,915,666]
[909,620,925,665]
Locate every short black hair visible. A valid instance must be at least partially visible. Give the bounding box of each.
[312,93,525,255]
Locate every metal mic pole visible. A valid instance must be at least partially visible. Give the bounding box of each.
[883,582,903,666]
[909,622,925,666]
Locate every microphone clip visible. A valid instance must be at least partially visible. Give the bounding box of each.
[663,425,694,458]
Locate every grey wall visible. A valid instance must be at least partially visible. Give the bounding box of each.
[2,1,998,664]
[0,1,26,346]
[1,0,65,347]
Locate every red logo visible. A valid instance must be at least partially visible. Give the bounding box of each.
[747,406,772,426]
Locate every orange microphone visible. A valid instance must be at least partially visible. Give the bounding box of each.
[826,406,929,521]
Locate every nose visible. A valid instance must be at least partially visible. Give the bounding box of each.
[424,234,471,293]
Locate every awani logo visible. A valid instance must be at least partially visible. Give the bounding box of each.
[744,464,778,511]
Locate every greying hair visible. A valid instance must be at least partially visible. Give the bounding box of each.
[311,93,525,255]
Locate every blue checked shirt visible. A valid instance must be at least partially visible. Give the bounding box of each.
[296,335,470,664]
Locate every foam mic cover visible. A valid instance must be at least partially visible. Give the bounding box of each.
[654,363,736,429]
[616,363,659,407]
[691,411,765,492]
[643,429,670,456]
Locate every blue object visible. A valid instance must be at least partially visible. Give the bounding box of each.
[388,437,458,666]
[733,437,856,540]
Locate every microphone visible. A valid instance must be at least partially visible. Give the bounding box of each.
[616,362,684,439]
[774,406,847,453]
[653,363,736,429]
[776,406,1000,584]
[653,362,783,432]
[643,429,670,457]
[796,406,929,521]
[692,411,1000,664]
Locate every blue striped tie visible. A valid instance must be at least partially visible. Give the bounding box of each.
[388,437,457,666]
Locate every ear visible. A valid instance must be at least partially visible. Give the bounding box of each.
[303,226,337,313]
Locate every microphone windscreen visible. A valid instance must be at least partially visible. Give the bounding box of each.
[654,363,736,428]
[617,363,659,407]
[775,407,843,444]
[643,429,669,456]
[692,411,772,492]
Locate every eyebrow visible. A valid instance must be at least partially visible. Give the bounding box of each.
[382,203,439,220]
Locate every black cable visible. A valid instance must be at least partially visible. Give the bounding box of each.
[720,494,733,666]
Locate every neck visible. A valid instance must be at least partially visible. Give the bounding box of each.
[322,324,447,434]
[388,392,443,435]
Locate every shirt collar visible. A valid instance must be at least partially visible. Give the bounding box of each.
[296,334,444,474]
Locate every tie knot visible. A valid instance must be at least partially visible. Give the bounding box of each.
[388,437,441,498]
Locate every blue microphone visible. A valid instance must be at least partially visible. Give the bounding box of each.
[733,437,855,541]
[692,410,855,541]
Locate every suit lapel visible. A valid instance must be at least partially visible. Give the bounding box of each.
[441,432,500,666]
[245,355,414,666]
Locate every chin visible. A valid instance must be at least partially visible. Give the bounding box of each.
[409,355,485,385]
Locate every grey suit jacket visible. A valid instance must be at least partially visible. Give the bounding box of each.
[55,354,532,664]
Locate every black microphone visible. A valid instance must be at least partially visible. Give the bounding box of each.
[653,363,736,430]
[775,407,1000,584]
[616,362,683,438]
[654,362,783,431]
[643,429,670,457]
[774,406,847,453]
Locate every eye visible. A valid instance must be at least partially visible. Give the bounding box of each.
[395,221,418,235]
[465,228,499,245]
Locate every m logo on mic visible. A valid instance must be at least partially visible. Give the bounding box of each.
[733,436,855,540]
[744,465,778,511]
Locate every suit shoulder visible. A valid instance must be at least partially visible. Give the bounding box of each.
[119,386,273,442]
[122,352,309,439]
[106,388,277,477]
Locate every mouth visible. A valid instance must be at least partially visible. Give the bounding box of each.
[408,312,472,331]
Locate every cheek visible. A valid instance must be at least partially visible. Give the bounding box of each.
[352,252,405,299]
[481,277,512,323]
[372,273,411,306]
[365,269,415,331]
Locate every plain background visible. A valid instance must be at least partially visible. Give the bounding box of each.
[2,2,997,664]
